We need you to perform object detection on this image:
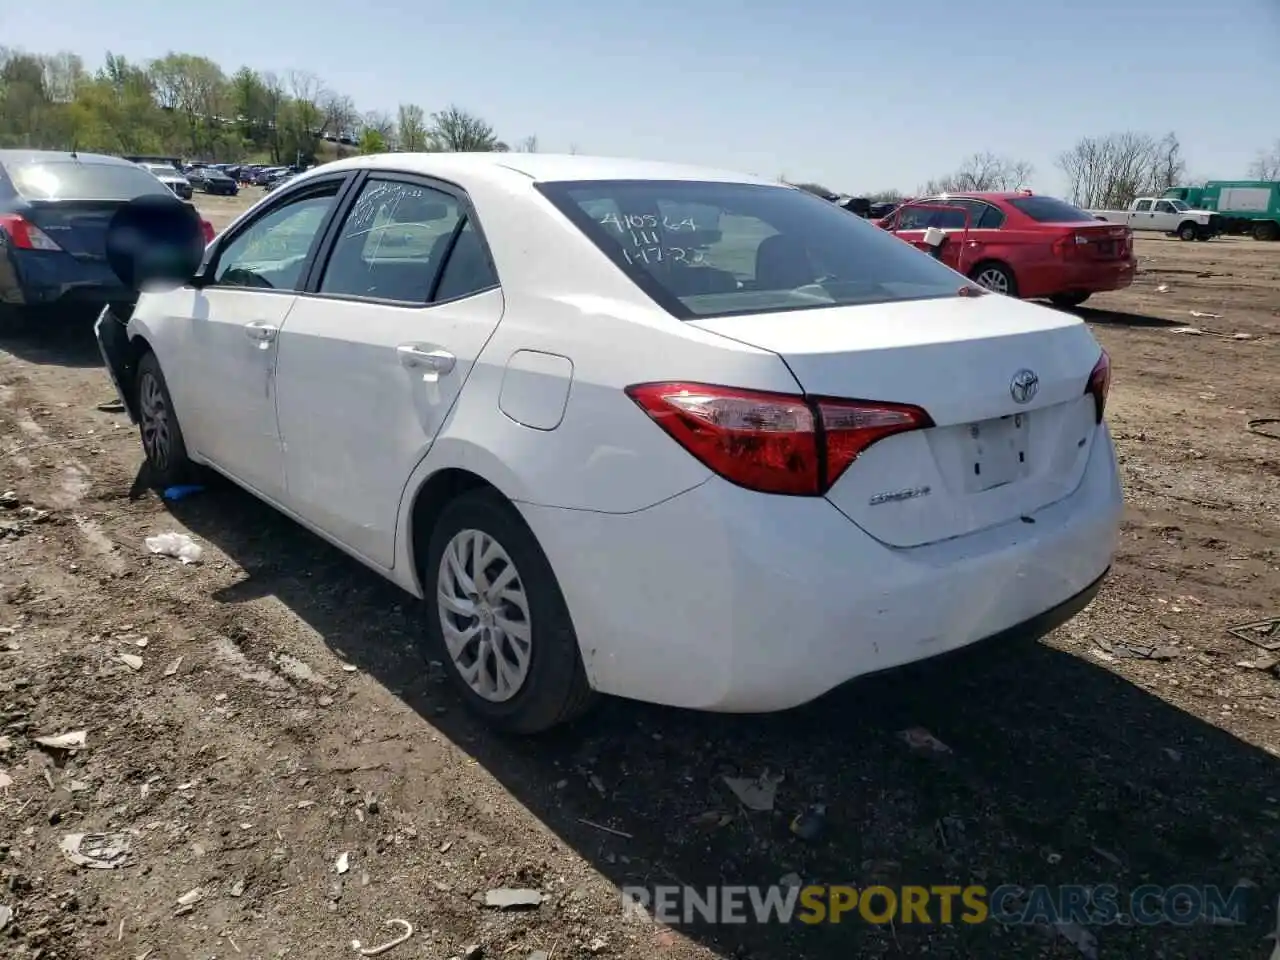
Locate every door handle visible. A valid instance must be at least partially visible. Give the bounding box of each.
[397,344,455,375]
[244,321,278,348]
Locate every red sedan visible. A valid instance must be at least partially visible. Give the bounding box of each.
[877,191,1136,307]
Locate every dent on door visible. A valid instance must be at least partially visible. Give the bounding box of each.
[498,350,574,431]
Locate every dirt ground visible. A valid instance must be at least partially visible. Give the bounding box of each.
[1,192,1278,960]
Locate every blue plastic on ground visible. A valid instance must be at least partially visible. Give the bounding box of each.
[162,484,205,501]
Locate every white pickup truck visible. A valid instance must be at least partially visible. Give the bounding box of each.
[1089,198,1222,241]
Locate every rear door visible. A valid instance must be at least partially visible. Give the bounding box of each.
[1130,198,1155,228]
[1151,199,1180,231]
[271,172,506,567]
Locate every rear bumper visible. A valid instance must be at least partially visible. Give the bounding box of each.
[0,247,133,307]
[1022,258,1136,298]
[521,423,1123,713]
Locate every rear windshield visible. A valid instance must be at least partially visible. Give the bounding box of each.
[1008,196,1095,223]
[536,179,970,320]
[6,160,172,201]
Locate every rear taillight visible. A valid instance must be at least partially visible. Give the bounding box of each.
[625,382,933,495]
[1051,232,1090,259]
[0,214,63,251]
[1086,351,1110,423]
[200,218,214,244]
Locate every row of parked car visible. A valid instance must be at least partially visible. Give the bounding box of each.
[130,158,305,203]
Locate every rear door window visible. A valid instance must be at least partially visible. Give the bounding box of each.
[318,178,466,303]
[974,203,1006,228]
[5,160,173,201]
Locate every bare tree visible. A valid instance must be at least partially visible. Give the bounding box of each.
[260,71,285,162]
[515,134,538,153]
[41,52,84,103]
[921,151,1034,194]
[321,92,358,138]
[396,103,428,151]
[428,105,497,152]
[362,110,395,141]
[286,69,323,137]
[1248,141,1280,181]
[1152,132,1187,194]
[1056,131,1187,209]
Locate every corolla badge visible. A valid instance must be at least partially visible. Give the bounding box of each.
[1010,369,1039,404]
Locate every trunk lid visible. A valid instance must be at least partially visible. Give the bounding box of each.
[24,200,128,261]
[1059,221,1132,261]
[690,294,1105,548]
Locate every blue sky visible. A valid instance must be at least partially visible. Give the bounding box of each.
[4,0,1278,196]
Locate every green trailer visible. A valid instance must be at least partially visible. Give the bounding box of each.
[1164,182,1280,240]
[1162,186,1206,207]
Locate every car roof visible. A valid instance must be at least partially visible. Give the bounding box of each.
[303,152,782,189]
[0,149,137,168]
[916,191,1032,201]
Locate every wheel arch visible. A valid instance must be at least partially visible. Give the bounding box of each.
[968,258,1018,296]
[395,438,535,597]
[111,331,155,423]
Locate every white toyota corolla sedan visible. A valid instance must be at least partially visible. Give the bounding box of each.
[95,153,1123,733]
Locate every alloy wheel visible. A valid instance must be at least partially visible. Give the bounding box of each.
[138,371,172,472]
[976,267,1010,294]
[436,529,533,703]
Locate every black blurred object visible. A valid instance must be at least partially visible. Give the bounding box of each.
[105,194,204,291]
[840,197,872,218]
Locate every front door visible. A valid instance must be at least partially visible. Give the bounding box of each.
[272,174,506,567]
[179,178,346,499]
[892,202,973,272]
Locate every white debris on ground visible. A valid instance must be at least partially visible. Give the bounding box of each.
[144,531,204,564]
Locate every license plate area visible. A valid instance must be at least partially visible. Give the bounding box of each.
[963,413,1030,493]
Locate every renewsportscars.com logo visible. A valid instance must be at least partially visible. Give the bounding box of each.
[621,883,1255,927]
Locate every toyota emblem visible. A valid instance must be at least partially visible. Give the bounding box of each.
[1010,369,1039,404]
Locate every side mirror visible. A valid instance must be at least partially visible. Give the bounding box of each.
[105,194,205,292]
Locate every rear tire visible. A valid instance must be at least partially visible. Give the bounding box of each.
[1253,221,1280,242]
[134,351,196,489]
[1049,291,1091,308]
[970,261,1018,297]
[424,489,594,734]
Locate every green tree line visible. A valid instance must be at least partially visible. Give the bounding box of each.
[0,47,539,164]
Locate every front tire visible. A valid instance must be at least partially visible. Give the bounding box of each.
[970,262,1018,297]
[424,489,594,734]
[1177,222,1198,241]
[135,351,195,488]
